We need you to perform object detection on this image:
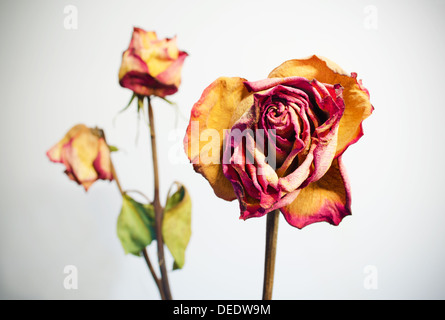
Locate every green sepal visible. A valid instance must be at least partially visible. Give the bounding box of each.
[137,96,144,113]
[108,145,119,152]
[119,93,137,114]
[157,96,176,105]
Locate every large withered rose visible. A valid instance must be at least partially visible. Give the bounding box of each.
[184,56,373,228]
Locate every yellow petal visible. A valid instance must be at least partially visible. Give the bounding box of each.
[64,129,100,185]
[268,55,373,156]
[118,50,148,81]
[140,38,179,78]
[184,77,253,201]
[163,37,179,60]
[143,50,173,78]
[139,30,158,46]
[280,157,351,229]
[129,28,158,51]
[47,124,89,163]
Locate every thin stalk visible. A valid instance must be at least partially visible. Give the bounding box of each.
[143,248,165,300]
[110,161,124,196]
[147,96,173,300]
[262,209,279,300]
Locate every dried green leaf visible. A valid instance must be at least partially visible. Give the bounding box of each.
[162,182,192,270]
[117,194,156,256]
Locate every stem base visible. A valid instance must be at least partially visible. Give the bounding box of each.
[262,210,279,300]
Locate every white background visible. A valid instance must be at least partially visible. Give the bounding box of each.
[1,0,444,299]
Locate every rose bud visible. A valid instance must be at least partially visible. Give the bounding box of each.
[118,27,188,98]
[47,124,113,191]
[184,55,373,229]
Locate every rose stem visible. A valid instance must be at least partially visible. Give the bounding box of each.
[101,129,165,299]
[109,161,124,196]
[262,209,280,300]
[147,96,173,300]
[142,248,166,300]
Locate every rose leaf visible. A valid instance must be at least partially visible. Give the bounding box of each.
[162,183,192,270]
[117,194,156,256]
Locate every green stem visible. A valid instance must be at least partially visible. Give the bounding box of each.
[142,248,165,300]
[147,96,173,300]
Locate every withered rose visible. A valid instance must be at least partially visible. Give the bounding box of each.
[184,55,373,228]
[118,27,188,98]
[47,124,113,191]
